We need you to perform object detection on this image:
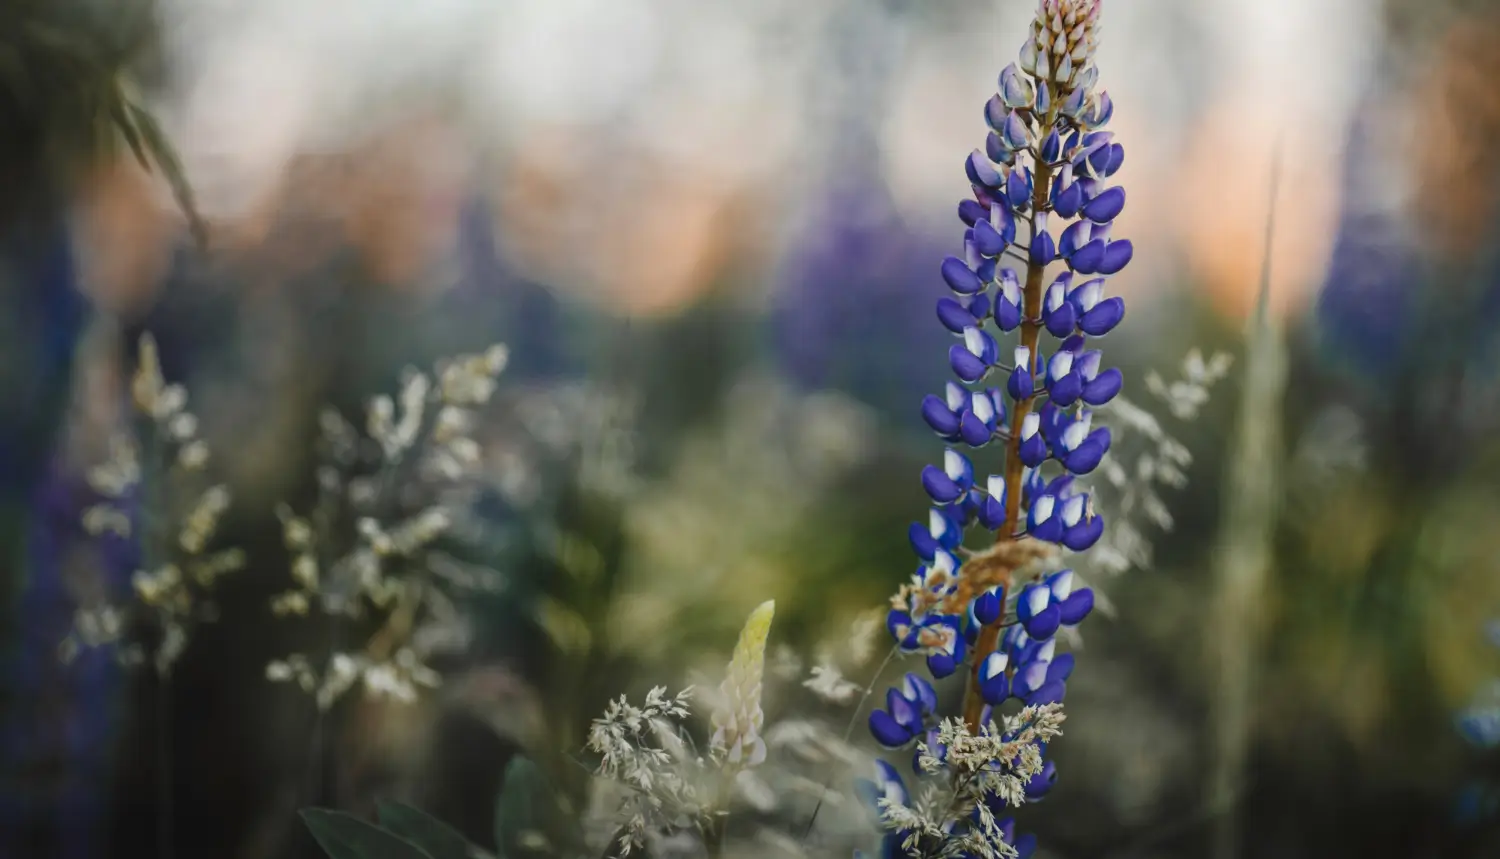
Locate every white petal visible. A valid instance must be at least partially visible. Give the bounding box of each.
[1033,494,1055,522]
[1027,586,1051,616]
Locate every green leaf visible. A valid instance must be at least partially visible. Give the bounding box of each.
[107,80,151,173]
[494,757,549,858]
[300,808,436,859]
[124,100,209,248]
[376,801,491,859]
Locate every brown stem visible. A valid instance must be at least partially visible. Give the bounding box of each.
[960,147,1055,734]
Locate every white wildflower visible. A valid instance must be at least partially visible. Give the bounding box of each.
[847,610,883,666]
[86,434,140,497]
[178,485,230,554]
[882,705,1066,859]
[190,547,246,587]
[81,504,131,538]
[710,600,775,769]
[176,440,209,471]
[803,664,861,704]
[270,591,311,617]
[167,412,198,441]
[130,334,188,422]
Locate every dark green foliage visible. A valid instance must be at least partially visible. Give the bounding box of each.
[300,757,569,859]
[0,0,203,239]
[494,756,571,859]
[376,802,492,859]
[300,809,438,859]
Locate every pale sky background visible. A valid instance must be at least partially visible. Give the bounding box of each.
[145,0,1386,317]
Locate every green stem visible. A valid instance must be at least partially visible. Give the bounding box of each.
[798,645,899,839]
[143,421,175,859]
[704,811,729,859]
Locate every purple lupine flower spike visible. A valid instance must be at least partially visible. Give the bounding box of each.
[878,3,1122,856]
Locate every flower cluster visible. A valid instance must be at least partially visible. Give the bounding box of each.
[860,704,1065,859]
[870,2,1125,856]
[587,600,785,856]
[265,344,509,708]
[63,334,245,675]
[711,599,776,768]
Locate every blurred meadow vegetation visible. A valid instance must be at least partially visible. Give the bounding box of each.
[1,1,1500,858]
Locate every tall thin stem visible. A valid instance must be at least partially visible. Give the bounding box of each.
[800,645,899,839]
[1207,146,1285,859]
[156,670,174,859]
[143,422,175,859]
[961,113,1058,734]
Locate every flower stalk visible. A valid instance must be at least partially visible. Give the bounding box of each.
[869,2,1126,855]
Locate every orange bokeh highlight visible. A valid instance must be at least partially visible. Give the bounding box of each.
[1173,95,1342,322]
[494,127,770,317]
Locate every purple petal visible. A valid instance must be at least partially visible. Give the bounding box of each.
[1002,111,1031,151]
[1081,186,1125,223]
[977,495,1006,530]
[1023,761,1058,799]
[1026,679,1067,706]
[1020,433,1049,468]
[1022,604,1061,640]
[1070,239,1106,274]
[1044,302,1078,338]
[887,609,912,642]
[1087,142,1113,177]
[1063,438,1106,474]
[886,687,923,731]
[1097,238,1134,274]
[1079,296,1125,336]
[1029,230,1056,265]
[1046,652,1076,683]
[936,297,976,334]
[972,590,1002,625]
[959,410,993,447]
[1082,368,1123,405]
[1040,128,1062,164]
[973,218,1008,256]
[1090,90,1114,127]
[921,465,964,504]
[1061,515,1104,551]
[1007,366,1035,401]
[984,95,1008,132]
[991,204,1018,244]
[979,666,1011,705]
[966,290,993,320]
[958,198,987,226]
[995,296,1022,332]
[1105,143,1125,176]
[908,522,938,561]
[941,256,983,294]
[1058,219,1090,258]
[1006,168,1031,210]
[1048,373,1083,407]
[921,395,962,436]
[1053,181,1083,218]
[986,131,1010,165]
[868,710,915,748]
[966,150,1004,189]
[1058,588,1095,626]
[926,650,959,679]
[949,344,989,382]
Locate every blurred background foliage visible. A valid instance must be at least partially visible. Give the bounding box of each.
[3,0,1500,858]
